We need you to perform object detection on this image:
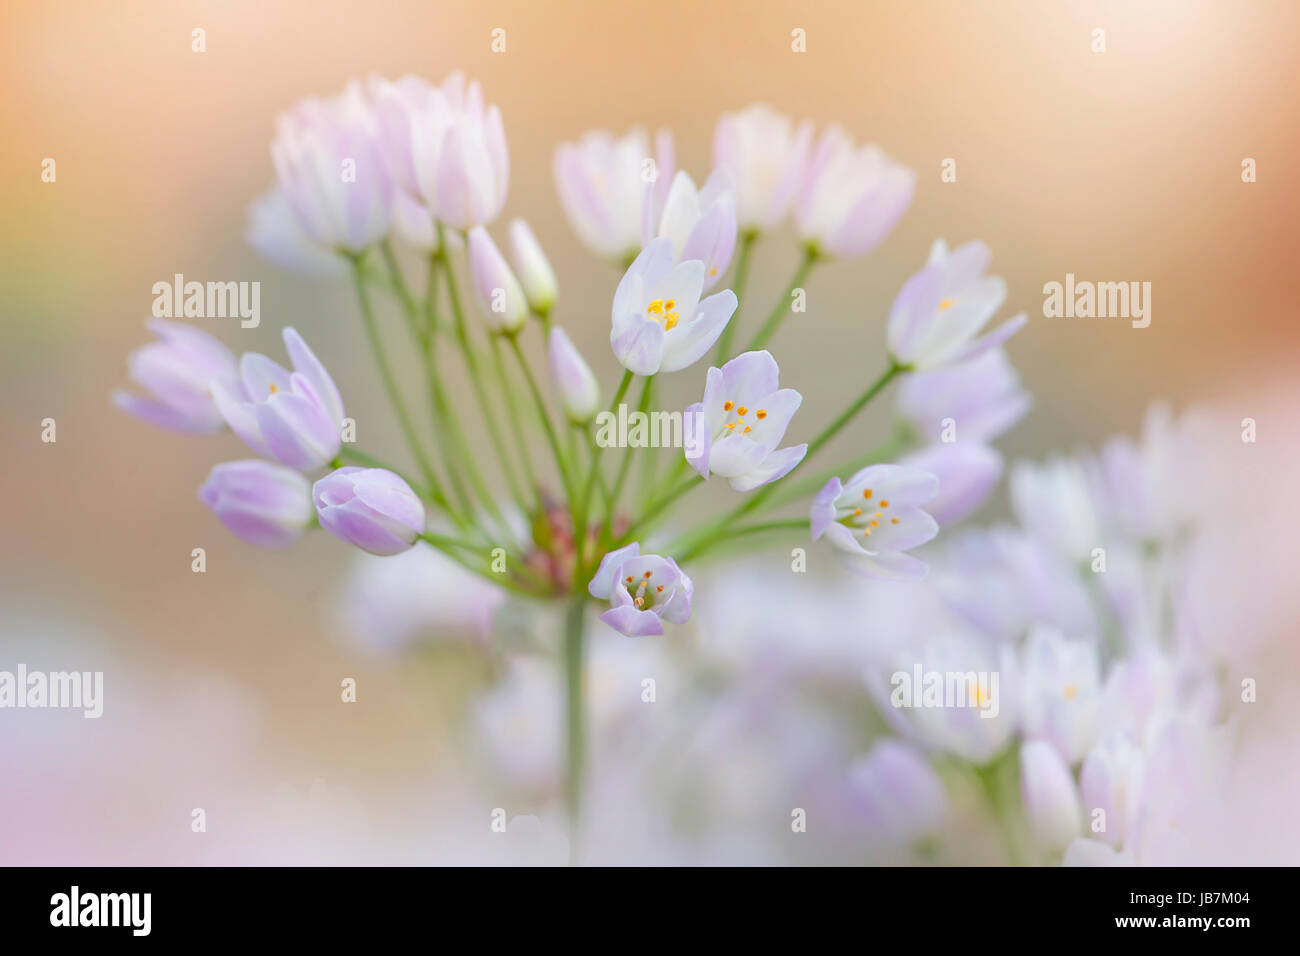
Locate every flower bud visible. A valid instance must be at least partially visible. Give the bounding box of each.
[548,327,600,424]
[114,320,238,435]
[467,226,527,334]
[508,218,558,315]
[313,467,425,556]
[1020,739,1083,853]
[199,460,314,549]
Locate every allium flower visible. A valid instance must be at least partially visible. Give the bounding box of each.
[811,464,940,580]
[554,127,674,262]
[508,218,558,315]
[430,76,509,232]
[198,459,314,549]
[271,82,393,253]
[683,350,807,491]
[644,170,737,290]
[886,240,1027,371]
[713,103,813,234]
[795,125,914,259]
[587,542,693,637]
[212,328,346,472]
[609,238,737,375]
[245,187,349,276]
[845,739,949,844]
[113,320,238,435]
[900,442,1002,526]
[1019,627,1102,766]
[312,466,425,556]
[896,348,1031,444]
[467,227,527,334]
[1009,455,1102,565]
[1020,739,1084,852]
[548,327,600,424]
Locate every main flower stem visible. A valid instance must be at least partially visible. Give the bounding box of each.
[348,258,450,512]
[602,374,653,542]
[745,246,818,352]
[508,334,573,502]
[562,594,587,854]
[491,335,543,510]
[712,230,757,364]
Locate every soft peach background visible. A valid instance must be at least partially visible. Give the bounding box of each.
[2,0,1297,863]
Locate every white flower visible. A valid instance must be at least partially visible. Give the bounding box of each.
[811,464,939,580]
[683,350,807,492]
[645,170,737,290]
[713,103,813,233]
[886,240,1026,371]
[609,238,736,375]
[1020,627,1102,766]
[1009,455,1103,565]
[1079,733,1145,849]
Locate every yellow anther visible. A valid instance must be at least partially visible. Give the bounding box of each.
[756,409,767,419]
[724,400,734,411]
[656,585,664,593]
[737,406,748,416]
[665,299,675,310]
[625,576,634,583]
[864,489,873,500]
[664,313,679,330]
[1064,683,1078,700]
[743,426,752,434]
[891,517,899,524]
[646,300,664,315]
[726,422,735,429]
[634,597,644,607]
[269,384,279,394]
[871,520,879,527]
[938,297,956,311]
[644,570,653,579]
[880,500,889,508]
[853,508,863,516]
[863,528,872,536]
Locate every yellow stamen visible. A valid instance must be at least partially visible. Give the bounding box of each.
[871,520,879,527]
[644,570,653,579]
[723,401,734,411]
[756,409,767,419]
[268,384,279,394]
[853,508,863,516]
[743,426,752,434]
[880,500,889,508]
[939,297,956,311]
[656,585,664,593]
[737,406,748,416]
[1063,683,1078,700]
[625,576,634,584]
[891,517,899,524]
[864,489,873,500]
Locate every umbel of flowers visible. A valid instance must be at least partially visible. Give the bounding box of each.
[114,76,1027,835]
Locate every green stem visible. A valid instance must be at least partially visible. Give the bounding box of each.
[602,374,653,541]
[617,472,702,545]
[491,335,543,508]
[347,257,450,512]
[508,334,573,502]
[678,518,809,563]
[437,226,526,512]
[745,246,818,352]
[712,230,757,363]
[562,594,587,854]
[575,370,634,583]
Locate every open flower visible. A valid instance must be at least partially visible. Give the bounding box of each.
[554,127,674,262]
[212,328,345,472]
[313,466,425,556]
[644,170,737,290]
[811,464,939,580]
[713,103,813,234]
[609,238,737,375]
[886,239,1027,371]
[199,459,314,549]
[113,320,238,435]
[271,82,393,253]
[683,350,807,491]
[588,542,693,636]
[795,125,914,259]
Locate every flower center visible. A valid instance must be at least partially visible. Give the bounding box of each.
[720,401,764,436]
[623,569,664,609]
[645,298,680,330]
[843,490,897,538]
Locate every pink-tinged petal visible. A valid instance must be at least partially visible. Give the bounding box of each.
[852,504,939,551]
[611,318,664,375]
[682,401,711,479]
[239,352,293,398]
[681,197,737,290]
[950,312,1029,365]
[587,542,640,599]
[212,380,270,457]
[658,289,736,373]
[903,443,1003,526]
[113,390,218,435]
[742,387,802,450]
[719,349,779,402]
[648,258,706,319]
[613,239,674,319]
[659,557,693,624]
[600,605,665,637]
[728,443,807,492]
[700,365,728,434]
[283,327,344,426]
[656,170,702,256]
[256,397,331,471]
[705,433,770,479]
[844,463,940,507]
[810,477,843,539]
